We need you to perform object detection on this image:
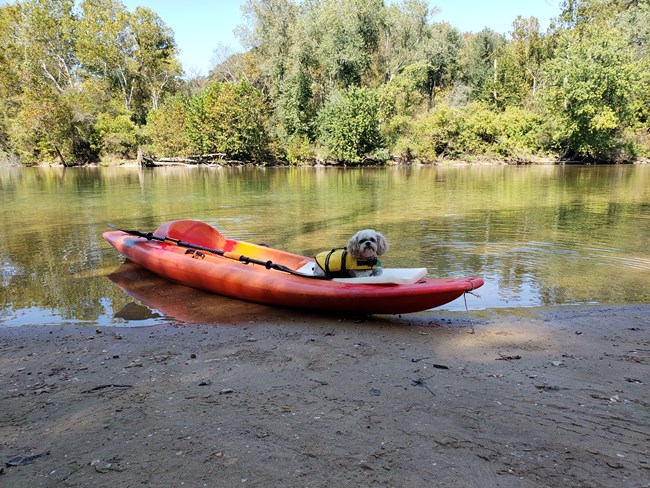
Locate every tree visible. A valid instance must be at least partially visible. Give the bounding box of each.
[130,6,181,115]
[542,24,639,160]
[460,28,506,104]
[614,1,650,137]
[17,0,79,93]
[77,0,179,121]
[145,94,191,157]
[0,4,22,150]
[615,1,650,59]
[210,45,260,85]
[316,86,382,163]
[238,0,297,94]
[1,0,85,164]
[275,64,314,137]
[185,80,270,162]
[308,0,385,88]
[8,84,76,165]
[478,17,549,111]
[238,0,310,144]
[508,16,546,101]
[379,0,434,83]
[554,0,621,31]
[418,22,463,109]
[400,103,463,161]
[77,0,136,110]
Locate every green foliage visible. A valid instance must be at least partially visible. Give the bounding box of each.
[0,0,181,165]
[1,0,649,165]
[456,102,500,156]
[485,17,549,110]
[284,133,314,165]
[77,0,180,118]
[461,28,506,102]
[7,86,76,165]
[185,80,271,162]
[615,2,650,131]
[130,6,182,116]
[396,104,463,161]
[555,0,621,32]
[316,86,383,163]
[145,94,191,158]
[311,0,385,87]
[377,70,427,119]
[418,22,463,108]
[391,102,544,162]
[240,0,297,92]
[94,110,138,159]
[542,23,640,160]
[275,66,314,138]
[383,114,414,157]
[380,0,433,82]
[492,106,545,158]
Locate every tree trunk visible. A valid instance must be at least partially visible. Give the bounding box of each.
[493,57,498,105]
[52,142,68,166]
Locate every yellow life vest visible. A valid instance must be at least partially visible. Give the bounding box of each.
[315,248,379,278]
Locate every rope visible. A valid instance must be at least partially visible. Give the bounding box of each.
[463,290,481,335]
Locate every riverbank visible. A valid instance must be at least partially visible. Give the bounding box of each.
[5,153,649,168]
[1,305,648,487]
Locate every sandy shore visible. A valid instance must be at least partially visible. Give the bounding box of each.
[1,304,648,487]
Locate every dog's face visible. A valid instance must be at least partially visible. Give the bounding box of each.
[346,229,388,260]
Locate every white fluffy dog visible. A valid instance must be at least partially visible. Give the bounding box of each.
[314,229,388,278]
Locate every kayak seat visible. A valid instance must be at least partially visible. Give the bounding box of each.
[155,220,228,250]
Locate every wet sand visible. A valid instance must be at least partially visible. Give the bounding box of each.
[1,303,648,487]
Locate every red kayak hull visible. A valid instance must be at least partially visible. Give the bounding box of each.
[103,220,483,314]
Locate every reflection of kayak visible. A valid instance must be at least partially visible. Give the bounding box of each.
[103,220,483,314]
[107,262,318,324]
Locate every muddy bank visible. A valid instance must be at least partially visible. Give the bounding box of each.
[1,305,648,487]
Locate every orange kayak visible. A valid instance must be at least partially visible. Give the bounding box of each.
[103,220,483,314]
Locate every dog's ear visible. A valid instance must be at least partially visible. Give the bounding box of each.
[375,232,388,255]
[346,232,363,257]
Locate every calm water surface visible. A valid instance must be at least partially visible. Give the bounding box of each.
[1,165,649,326]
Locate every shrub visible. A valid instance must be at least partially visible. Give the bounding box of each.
[185,80,271,162]
[315,86,383,163]
[284,134,314,165]
[145,95,192,158]
[95,112,138,159]
[492,106,544,160]
[396,104,463,161]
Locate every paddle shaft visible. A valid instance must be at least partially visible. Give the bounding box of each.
[107,224,327,279]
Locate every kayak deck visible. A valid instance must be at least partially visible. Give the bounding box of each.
[103,220,483,314]
[293,262,429,284]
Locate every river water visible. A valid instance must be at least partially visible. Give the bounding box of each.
[1,164,649,326]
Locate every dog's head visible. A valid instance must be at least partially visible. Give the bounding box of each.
[346,229,388,260]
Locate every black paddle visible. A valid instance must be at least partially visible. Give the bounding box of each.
[106,224,328,279]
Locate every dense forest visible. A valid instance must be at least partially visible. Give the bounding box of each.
[0,0,648,166]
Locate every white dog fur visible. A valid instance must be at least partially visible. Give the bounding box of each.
[314,229,388,278]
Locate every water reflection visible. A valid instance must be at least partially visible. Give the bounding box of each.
[1,164,649,326]
[107,262,336,324]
